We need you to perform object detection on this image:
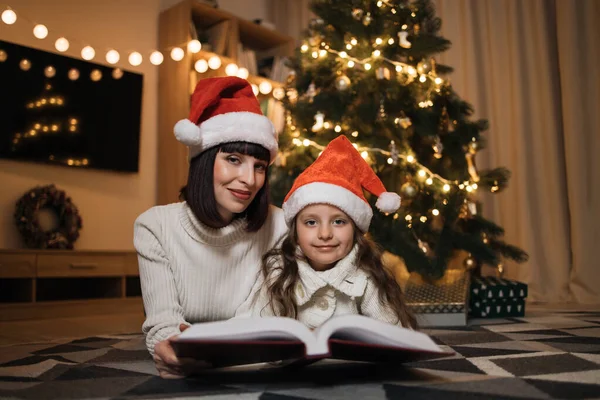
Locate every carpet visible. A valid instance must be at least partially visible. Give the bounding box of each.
[1,309,599,399]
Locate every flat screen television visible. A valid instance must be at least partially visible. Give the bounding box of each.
[0,40,143,173]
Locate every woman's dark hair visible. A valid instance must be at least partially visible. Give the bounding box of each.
[179,141,271,232]
[260,219,417,329]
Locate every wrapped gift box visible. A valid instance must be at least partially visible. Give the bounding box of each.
[469,297,526,318]
[469,277,528,318]
[405,269,470,327]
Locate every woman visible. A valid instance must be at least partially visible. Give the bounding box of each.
[134,77,287,378]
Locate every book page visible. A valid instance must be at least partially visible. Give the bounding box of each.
[176,317,327,354]
[315,315,442,353]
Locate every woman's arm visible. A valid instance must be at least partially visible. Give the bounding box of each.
[134,209,187,355]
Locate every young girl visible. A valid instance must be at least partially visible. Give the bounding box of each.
[236,135,416,329]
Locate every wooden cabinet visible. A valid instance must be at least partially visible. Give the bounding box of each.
[158,0,295,205]
[0,249,142,321]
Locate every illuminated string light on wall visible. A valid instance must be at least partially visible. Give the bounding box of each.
[0,3,284,98]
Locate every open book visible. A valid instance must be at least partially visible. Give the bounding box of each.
[171,315,452,368]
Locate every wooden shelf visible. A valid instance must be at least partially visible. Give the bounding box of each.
[0,249,141,321]
[157,0,295,206]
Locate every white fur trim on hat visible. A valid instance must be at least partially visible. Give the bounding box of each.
[186,111,278,162]
[375,192,401,213]
[283,182,373,232]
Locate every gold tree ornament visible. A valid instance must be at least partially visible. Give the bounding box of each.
[334,74,351,91]
[464,255,476,269]
[376,67,391,80]
[432,136,443,159]
[397,112,412,129]
[417,59,432,75]
[352,8,364,20]
[465,152,480,182]
[400,182,418,199]
[363,12,372,26]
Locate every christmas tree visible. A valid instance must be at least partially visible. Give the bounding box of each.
[270,0,528,280]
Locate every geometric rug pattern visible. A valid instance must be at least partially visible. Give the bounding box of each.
[1,309,599,399]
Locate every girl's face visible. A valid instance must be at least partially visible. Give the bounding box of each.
[213,151,268,223]
[295,204,355,271]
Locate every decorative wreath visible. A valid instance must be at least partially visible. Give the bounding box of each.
[14,184,82,249]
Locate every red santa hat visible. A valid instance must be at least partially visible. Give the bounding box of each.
[174,76,278,162]
[282,135,401,232]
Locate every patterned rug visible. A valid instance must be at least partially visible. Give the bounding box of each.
[1,309,600,399]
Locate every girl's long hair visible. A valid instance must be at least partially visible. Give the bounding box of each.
[261,219,417,329]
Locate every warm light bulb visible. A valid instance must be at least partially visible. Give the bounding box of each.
[432,209,440,216]
[301,44,309,52]
[187,40,201,53]
[236,67,249,79]
[303,139,310,147]
[90,69,102,81]
[375,38,383,45]
[419,74,427,82]
[396,65,402,72]
[225,63,238,76]
[346,44,352,50]
[443,184,450,192]
[350,38,358,45]
[128,52,142,66]
[55,37,69,52]
[348,60,355,68]
[351,131,359,137]
[339,51,347,58]
[420,216,428,222]
[372,50,381,57]
[361,151,368,159]
[435,77,443,84]
[106,49,120,64]
[68,68,79,80]
[418,170,426,177]
[170,47,184,61]
[334,125,342,132]
[364,63,371,70]
[387,158,393,164]
[33,24,48,39]
[44,66,56,78]
[319,49,327,57]
[259,81,272,94]
[194,59,208,73]
[208,55,221,69]
[81,46,95,60]
[377,0,383,6]
[1,9,16,25]
[406,155,415,163]
[426,178,433,185]
[112,68,123,79]
[273,87,285,100]
[388,38,395,45]
[19,59,31,71]
[150,51,164,65]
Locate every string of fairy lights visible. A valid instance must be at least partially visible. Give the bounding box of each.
[0,4,280,97]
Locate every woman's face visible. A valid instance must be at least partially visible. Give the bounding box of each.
[213,151,268,223]
[295,204,355,271]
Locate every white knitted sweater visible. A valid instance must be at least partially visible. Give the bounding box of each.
[235,245,401,329]
[133,202,287,354]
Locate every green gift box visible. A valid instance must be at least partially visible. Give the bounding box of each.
[469,297,526,318]
[470,277,528,301]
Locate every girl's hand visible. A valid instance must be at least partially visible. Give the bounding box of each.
[153,324,212,379]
